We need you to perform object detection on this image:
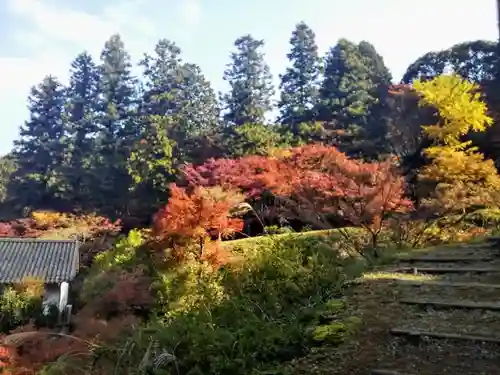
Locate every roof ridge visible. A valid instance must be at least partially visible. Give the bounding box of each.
[0,238,78,243]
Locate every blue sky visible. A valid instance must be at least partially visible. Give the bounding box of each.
[0,0,497,155]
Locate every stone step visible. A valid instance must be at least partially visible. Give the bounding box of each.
[399,298,500,311]
[376,332,500,375]
[397,308,500,338]
[396,267,500,274]
[390,327,500,344]
[395,279,500,289]
[371,370,413,375]
[398,256,494,263]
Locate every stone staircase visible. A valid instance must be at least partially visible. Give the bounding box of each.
[369,238,500,374]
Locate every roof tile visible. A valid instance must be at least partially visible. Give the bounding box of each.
[0,238,79,283]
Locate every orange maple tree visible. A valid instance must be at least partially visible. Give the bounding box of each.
[182,144,413,247]
[152,184,245,264]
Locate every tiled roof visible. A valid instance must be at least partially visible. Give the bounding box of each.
[0,238,79,283]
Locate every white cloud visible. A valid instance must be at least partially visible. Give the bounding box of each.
[179,0,202,27]
[0,0,163,153]
[8,0,112,51]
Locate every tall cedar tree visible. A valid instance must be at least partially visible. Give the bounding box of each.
[140,39,220,152]
[13,76,68,211]
[222,35,274,126]
[65,52,100,209]
[131,39,184,197]
[95,34,138,216]
[173,62,222,163]
[358,41,393,157]
[316,39,375,155]
[131,40,221,198]
[278,22,321,132]
[0,155,16,205]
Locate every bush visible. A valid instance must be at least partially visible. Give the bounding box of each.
[386,214,491,249]
[0,278,44,333]
[115,233,366,375]
[80,230,152,317]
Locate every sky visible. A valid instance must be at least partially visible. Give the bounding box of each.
[0,0,497,155]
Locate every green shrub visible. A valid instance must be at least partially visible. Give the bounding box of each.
[0,285,43,332]
[81,229,146,304]
[116,233,366,375]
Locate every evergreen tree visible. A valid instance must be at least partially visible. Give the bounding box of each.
[0,154,17,206]
[140,40,221,143]
[129,39,222,214]
[64,51,100,208]
[95,34,139,216]
[222,35,274,126]
[358,41,392,86]
[13,76,68,210]
[278,22,321,131]
[140,39,183,117]
[358,41,393,157]
[316,39,375,155]
[317,39,373,126]
[177,62,221,140]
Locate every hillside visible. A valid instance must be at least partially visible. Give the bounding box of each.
[280,238,500,374]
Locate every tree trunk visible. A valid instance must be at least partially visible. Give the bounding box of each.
[497,0,500,80]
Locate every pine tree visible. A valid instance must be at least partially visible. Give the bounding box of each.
[317,39,373,126]
[65,51,100,209]
[222,35,274,126]
[95,34,139,216]
[130,39,222,213]
[98,34,138,141]
[13,76,68,210]
[358,41,393,157]
[140,39,183,117]
[316,39,375,155]
[278,22,321,132]
[177,62,221,140]
[358,41,392,86]
[141,39,221,160]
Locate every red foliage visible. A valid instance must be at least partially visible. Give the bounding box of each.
[0,214,121,240]
[152,184,244,265]
[182,144,413,237]
[153,184,244,240]
[89,269,153,318]
[0,313,139,375]
[0,219,39,238]
[181,156,283,198]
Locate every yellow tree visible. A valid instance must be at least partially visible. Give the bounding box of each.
[414,74,500,214]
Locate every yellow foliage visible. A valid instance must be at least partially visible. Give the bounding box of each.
[421,148,500,185]
[14,276,45,299]
[413,74,493,150]
[31,210,72,228]
[415,75,500,213]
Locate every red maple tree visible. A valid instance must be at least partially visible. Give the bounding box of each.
[182,144,413,249]
[152,184,245,264]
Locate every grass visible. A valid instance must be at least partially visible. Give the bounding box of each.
[359,271,435,282]
[223,227,363,249]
